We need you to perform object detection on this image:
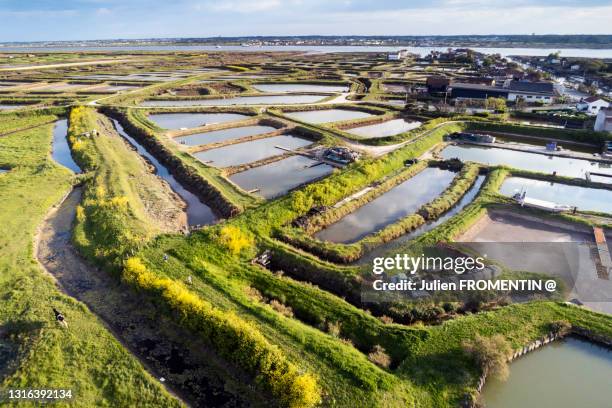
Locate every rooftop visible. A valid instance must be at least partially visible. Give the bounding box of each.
[506,80,555,94]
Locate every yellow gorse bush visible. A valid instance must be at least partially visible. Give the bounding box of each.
[218,225,253,256]
[123,257,321,408]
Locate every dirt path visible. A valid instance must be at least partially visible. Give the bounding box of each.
[36,188,256,408]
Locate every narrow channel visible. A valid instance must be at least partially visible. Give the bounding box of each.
[51,119,81,173]
[36,188,254,407]
[111,119,218,226]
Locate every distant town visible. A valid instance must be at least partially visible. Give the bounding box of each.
[2,34,612,49]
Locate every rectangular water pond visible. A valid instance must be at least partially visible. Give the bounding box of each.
[176,125,277,146]
[358,176,486,265]
[285,109,374,124]
[315,167,456,244]
[348,119,422,138]
[481,337,612,408]
[252,83,349,93]
[0,104,25,110]
[149,112,249,130]
[230,155,334,199]
[97,85,139,92]
[141,94,328,107]
[500,177,612,214]
[194,134,313,167]
[441,144,612,183]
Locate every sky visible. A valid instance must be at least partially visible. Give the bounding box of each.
[1,0,611,42]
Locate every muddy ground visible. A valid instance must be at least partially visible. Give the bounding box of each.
[36,188,260,407]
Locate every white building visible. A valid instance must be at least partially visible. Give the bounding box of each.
[577,96,610,115]
[388,50,408,61]
[594,108,612,132]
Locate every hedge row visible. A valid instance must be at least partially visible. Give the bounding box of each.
[123,257,321,408]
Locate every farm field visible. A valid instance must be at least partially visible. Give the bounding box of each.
[1,48,611,408]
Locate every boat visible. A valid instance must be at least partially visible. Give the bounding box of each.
[512,191,572,213]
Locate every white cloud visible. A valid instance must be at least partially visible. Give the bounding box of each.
[205,0,283,13]
[95,7,112,15]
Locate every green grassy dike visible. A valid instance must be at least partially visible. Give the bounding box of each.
[0,117,181,407]
[110,108,611,407]
[6,103,610,408]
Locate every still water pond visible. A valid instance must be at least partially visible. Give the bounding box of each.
[141,94,327,106]
[194,134,312,167]
[359,176,485,264]
[481,337,612,408]
[0,104,25,110]
[252,83,349,93]
[500,177,612,214]
[441,145,612,183]
[148,112,248,129]
[285,109,374,123]
[175,125,277,146]
[348,119,422,138]
[113,120,217,226]
[51,119,81,173]
[230,155,333,199]
[315,167,456,244]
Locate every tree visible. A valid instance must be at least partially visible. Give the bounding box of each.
[582,59,606,74]
[463,334,512,380]
[485,97,506,112]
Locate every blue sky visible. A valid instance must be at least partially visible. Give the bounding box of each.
[1,0,611,42]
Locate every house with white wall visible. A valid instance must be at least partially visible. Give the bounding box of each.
[594,108,612,132]
[577,96,610,115]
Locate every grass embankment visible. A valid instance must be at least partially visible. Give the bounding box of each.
[69,106,325,407]
[78,106,612,408]
[99,74,214,106]
[132,192,612,407]
[133,233,429,407]
[0,109,63,135]
[0,115,181,407]
[68,106,184,269]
